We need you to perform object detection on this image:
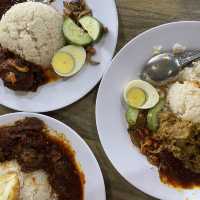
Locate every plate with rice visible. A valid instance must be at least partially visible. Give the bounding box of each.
[0,0,118,112]
[96,21,200,200]
[0,112,106,200]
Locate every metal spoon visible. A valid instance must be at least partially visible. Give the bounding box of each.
[141,51,200,84]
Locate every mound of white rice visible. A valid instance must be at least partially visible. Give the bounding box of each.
[168,60,200,123]
[0,2,65,67]
[179,60,200,82]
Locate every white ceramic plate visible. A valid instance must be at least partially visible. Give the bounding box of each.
[0,0,118,112]
[0,112,106,200]
[96,21,200,200]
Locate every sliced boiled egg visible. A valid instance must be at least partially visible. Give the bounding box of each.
[0,172,20,200]
[52,52,75,76]
[59,45,86,72]
[123,80,159,109]
[52,45,86,77]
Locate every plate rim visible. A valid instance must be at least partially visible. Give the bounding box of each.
[0,0,119,113]
[96,21,200,200]
[0,112,106,200]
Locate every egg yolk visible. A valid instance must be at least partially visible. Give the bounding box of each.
[127,87,146,108]
[52,52,75,75]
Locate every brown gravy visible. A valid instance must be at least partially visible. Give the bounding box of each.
[0,117,84,200]
[44,67,60,83]
[159,151,200,189]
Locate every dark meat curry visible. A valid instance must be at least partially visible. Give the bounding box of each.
[0,117,84,200]
[0,1,59,92]
[0,47,59,91]
[0,47,47,91]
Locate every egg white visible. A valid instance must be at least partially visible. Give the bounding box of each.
[0,161,57,200]
[123,80,159,109]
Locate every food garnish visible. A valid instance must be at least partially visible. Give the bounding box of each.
[52,52,75,76]
[125,107,139,126]
[79,16,103,41]
[59,45,86,71]
[123,80,159,109]
[52,45,86,77]
[63,17,92,46]
[85,46,100,65]
[147,98,165,131]
[63,0,107,65]
[126,87,146,108]
[63,0,92,20]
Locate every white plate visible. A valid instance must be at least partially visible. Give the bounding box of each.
[0,0,118,112]
[0,112,106,200]
[96,21,200,200]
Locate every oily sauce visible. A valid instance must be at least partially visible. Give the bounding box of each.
[43,67,60,83]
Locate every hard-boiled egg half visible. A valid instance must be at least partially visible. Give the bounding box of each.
[52,45,86,77]
[123,80,159,109]
[0,172,20,200]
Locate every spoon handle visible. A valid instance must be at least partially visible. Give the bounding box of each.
[179,51,200,67]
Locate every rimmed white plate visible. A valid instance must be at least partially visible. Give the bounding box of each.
[0,0,118,112]
[0,112,106,200]
[96,21,200,200]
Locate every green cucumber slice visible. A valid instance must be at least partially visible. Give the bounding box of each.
[59,45,86,76]
[126,107,139,126]
[147,98,165,131]
[79,16,102,41]
[63,17,92,46]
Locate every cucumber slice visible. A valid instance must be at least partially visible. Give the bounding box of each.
[147,98,165,131]
[52,52,75,77]
[126,107,139,126]
[63,17,92,46]
[59,45,86,75]
[79,16,102,41]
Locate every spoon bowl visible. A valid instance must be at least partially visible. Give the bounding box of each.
[141,53,180,82]
[141,51,200,83]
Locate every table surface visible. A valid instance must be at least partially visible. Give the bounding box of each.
[1,0,200,199]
